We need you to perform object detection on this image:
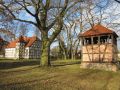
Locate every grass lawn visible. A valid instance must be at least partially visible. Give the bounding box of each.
[0,62,120,90]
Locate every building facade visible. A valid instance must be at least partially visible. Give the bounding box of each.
[5,36,41,59]
[79,24,119,71]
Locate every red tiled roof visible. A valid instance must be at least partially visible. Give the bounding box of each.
[80,24,118,37]
[0,38,3,42]
[25,37,37,47]
[6,40,16,48]
[6,36,38,48]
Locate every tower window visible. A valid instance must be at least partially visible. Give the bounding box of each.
[100,36,109,44]
[93,37,98,44]
[84,38,91,45]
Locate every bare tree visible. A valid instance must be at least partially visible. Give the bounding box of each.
[0,28,15,39]
[57,34,68,60]
[0,0,83,66]
[59,0,120,60]
[18,23,29,37]
[60,19,81,60]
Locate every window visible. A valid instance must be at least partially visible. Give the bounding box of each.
[83,38,91,45]
[93,37,98,44]
[86,38,91,45]
[100,36,109,44]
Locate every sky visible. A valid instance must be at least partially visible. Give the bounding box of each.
[18,7,36,37]
[14,0,120,50]
[1,0,120,50]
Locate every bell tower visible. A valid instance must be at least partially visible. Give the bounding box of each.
[80,24,118,71]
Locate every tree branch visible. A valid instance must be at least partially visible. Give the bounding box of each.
[15,0,35,17]
[46,19,57,30]
[114,0,120,3]
[1,3,37,27]
[49,0,69,44]
[15,18,37,26]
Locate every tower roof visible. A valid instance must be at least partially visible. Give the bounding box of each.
[80,24,118,37]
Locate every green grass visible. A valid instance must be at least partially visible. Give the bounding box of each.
[0,64,120,90]
[51,59,80,66]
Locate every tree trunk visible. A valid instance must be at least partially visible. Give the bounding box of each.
[40,32,51,66]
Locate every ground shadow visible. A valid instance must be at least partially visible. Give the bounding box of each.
[0,60,40,69]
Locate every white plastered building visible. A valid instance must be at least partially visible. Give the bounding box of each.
[5,36,41,59]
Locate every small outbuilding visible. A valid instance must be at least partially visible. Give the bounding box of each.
[79,24,119,71]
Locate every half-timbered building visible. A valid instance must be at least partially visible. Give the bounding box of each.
[79,24,119,71]
[5,36,41,59]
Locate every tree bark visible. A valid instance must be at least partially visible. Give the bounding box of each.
[40,32,51,66]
